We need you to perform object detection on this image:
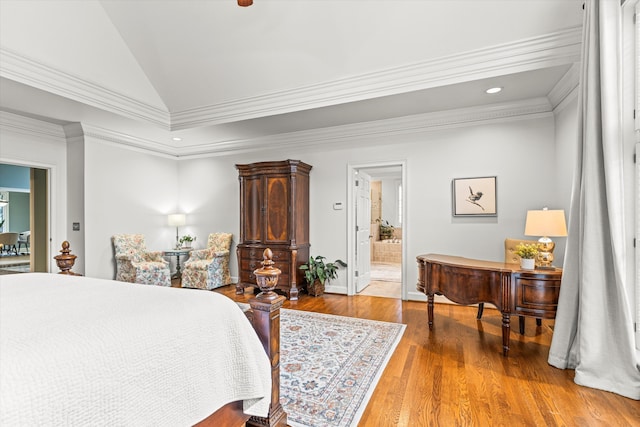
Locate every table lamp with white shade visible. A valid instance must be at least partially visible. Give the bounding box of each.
[524,208,567,270]
[167,213,186,249]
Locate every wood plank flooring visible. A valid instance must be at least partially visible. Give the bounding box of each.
[212,285,639,426]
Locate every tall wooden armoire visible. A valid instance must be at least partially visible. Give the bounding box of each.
[236,160,311,300]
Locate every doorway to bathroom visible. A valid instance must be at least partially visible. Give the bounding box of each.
[348,161,405,299]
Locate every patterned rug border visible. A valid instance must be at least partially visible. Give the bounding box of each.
[280,309,406,427]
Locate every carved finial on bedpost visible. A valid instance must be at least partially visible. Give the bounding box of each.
[54,241,80,275]
[248,248,287,427]
[253,248,282,299]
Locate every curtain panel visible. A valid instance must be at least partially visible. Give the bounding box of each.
[547,0,640,400]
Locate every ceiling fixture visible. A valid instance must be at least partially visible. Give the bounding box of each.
[485,87,502,94]
[172,137,182,141]
[238,0,253,6]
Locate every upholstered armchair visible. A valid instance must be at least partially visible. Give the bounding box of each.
[182,232,232,290]
[112,234,171,286]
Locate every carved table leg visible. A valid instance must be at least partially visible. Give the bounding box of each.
[476,302,485,319]
[427,294,434,329]
[288,285,299,301]
[502,313,510,356]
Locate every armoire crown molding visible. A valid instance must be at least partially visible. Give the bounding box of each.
[1,26,581,133]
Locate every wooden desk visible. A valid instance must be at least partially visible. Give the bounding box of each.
[416,253,562,356]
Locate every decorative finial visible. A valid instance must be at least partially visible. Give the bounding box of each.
[253,248,281,298]
[54,241,80,275]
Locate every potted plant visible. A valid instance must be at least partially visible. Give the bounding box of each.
[178,234,196,249]
[515,242,538,270]
[376,218,395,240]
[299,255,347,297]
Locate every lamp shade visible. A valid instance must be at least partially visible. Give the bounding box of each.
[524,209,567,237]
[167,213,186,227]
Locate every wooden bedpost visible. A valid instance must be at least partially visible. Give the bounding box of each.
[54,241,81,275]
[248,248,287,427]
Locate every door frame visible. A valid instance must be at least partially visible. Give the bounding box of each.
[0,160,54,272]
[347,160,407,299]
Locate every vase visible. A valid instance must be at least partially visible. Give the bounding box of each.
[307,279,325,297]
[520,258,535,270]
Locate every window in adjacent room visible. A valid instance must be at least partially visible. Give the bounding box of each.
[0,191,8,232]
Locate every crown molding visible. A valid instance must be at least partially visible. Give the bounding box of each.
[0,47,170,129]
[2,97,553,159]
[171,26,581,130]
[72,123,179,158]
[0,110,67,141]
[177,97,553,159]
[1,26,580,134]
[548,63,580,109]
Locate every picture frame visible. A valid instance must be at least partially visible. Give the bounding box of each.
[452,176,497,217]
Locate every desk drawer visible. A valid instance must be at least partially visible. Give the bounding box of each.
[513,275,561,318]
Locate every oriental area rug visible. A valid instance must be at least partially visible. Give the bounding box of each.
[279,309,406,427]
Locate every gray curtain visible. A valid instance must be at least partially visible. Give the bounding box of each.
[547,0,640,400]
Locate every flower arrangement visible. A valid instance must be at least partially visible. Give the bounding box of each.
[376,218,395,240]
[515,243,538,259]
[178,234,196,248]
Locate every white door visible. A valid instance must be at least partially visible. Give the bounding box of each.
[356,170,372,293]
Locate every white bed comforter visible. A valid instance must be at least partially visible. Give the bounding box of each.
[0,273,271,426]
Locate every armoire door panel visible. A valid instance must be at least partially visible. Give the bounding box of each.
[243,177,263,242]
[265,176,289,243]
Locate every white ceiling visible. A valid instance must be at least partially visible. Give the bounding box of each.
[0,0,584,157]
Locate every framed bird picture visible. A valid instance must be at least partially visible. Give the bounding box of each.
[452,176,497,217]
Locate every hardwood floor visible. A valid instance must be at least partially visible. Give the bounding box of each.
[212,285,639,426]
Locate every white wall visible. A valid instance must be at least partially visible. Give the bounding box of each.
[379,177,400,227]
[2,109,573,298]
[178,114,563,299]
[553,90,579,267]
[83,138,178,279]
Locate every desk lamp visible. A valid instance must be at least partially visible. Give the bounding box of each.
[167,214,186,249]
[524,208,567,269]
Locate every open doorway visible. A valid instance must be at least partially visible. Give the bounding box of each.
[0,163,48,274]
[347,161,406,299]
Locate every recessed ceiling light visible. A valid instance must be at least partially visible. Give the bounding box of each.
[485,87,502,94]
[172,137,182,141]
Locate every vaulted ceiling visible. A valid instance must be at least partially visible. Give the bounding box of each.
[0,0,583,157]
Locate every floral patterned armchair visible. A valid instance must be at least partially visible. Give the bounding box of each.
[182,232,232,290]
[112,234,171,286]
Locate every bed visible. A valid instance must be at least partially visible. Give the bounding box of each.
[0,271,286,426]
